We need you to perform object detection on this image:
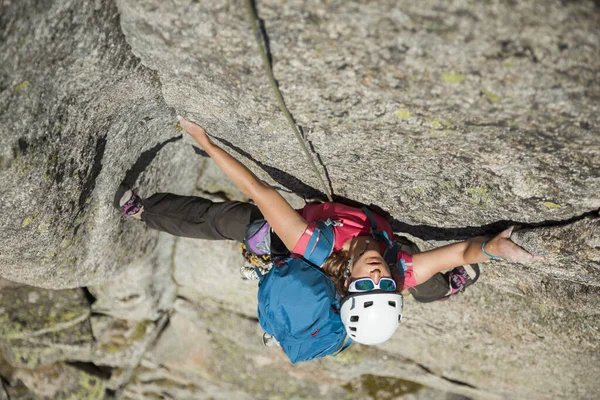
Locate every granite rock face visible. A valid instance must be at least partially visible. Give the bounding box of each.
[0,318,94,369]
[88,233,177,322]
[0,277,168,372]
[116,0,599,228]
[0,285,90,340]
[3,363,106,400]
[121,298,467,400]
[0,0,199,289]
[0,0,599,399]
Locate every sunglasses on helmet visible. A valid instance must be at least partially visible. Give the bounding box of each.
[348,277,397,293]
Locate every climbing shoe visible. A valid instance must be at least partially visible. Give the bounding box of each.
[119,189,143,217]
[439,264,480,301]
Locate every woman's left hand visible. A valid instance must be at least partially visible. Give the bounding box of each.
[483,226,536,262]
[177,115,212,148]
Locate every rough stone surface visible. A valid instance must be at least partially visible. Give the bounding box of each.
[123,298,475,400]
[173,237,258,319]
[105,367,136,392]
[0,0,599,399]
[0,382,7,400]
[0,0,199,289]
[0,319,94,369]
[507,217,600,312]
[88,233,177,321]
[0,286,90,340]
[0,313,167,371]
[88,314,168,369]
[7,364,106,400]
[116,0,599,228]
[512,216,600,270]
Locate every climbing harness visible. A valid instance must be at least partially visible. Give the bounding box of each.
[240,243,272,280]
[243,0,334,202]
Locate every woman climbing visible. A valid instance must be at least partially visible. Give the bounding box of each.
[119,116,536,361]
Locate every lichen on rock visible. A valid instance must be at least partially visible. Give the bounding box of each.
[0,286,90,341]
[7,364,105,400]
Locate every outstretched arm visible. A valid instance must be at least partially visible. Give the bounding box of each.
[411,226,535,285]
[178,116,308,250]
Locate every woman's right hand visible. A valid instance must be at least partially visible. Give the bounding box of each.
[177,115,212,148]
[482,226,537,262]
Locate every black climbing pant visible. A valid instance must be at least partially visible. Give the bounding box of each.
[408,273,453,303]
[142,192,263,242]
[141,193,451,302]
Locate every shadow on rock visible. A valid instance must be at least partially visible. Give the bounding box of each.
[113,135,183,207]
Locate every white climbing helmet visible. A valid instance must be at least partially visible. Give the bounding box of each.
[340,292,403,345]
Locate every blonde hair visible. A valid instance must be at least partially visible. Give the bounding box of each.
[321,250,350,297]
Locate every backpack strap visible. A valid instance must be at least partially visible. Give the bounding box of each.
[294,220,336,267]
[361,207,406,275]
[254,267,265,282]
[361,207,393,246]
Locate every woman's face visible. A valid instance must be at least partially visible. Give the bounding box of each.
[348,249,392,284]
